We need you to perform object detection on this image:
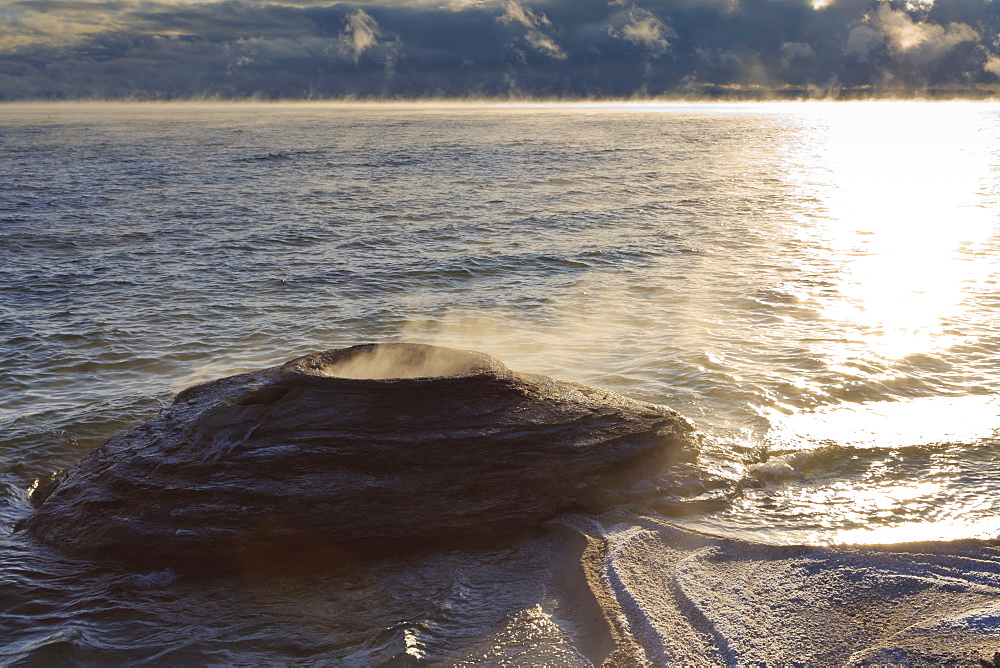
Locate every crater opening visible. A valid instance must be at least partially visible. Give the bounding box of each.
[313,344,487,380]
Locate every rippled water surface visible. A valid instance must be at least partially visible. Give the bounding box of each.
[3,100,1000,662]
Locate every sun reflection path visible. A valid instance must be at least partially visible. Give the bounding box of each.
[733,103,1000,546]
[764,394,1000,451]
[788,102,1000,361]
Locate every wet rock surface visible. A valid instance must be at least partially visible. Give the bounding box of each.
[21,343,705,570]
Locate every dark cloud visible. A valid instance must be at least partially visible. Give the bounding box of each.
[1,0,1000,99]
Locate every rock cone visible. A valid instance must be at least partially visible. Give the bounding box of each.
[22,343,703,569]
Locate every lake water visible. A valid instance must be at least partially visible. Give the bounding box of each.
[2,100,1000,663]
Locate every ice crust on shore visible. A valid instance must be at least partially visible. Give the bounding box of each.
[567,514,1000,666]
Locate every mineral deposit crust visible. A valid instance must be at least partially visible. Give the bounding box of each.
[22,343,705,569]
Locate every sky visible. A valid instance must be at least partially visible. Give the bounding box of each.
[3,0,1000,99]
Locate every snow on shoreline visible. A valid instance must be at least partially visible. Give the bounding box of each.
[571,512,1000,665]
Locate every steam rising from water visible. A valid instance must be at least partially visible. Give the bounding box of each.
[319,345,481,380]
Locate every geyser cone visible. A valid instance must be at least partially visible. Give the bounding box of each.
[288,342,501,380]
[21,344,704,570]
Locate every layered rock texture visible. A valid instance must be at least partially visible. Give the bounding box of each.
[22,343,704,569]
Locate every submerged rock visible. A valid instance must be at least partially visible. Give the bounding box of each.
[22,343,704,569]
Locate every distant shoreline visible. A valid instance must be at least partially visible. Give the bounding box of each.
[4,93,1000,111]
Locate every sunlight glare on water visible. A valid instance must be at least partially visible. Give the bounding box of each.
[692,392,1000,545]
[794,102,999,361]
[766,394,1000,452]
[650,102,1000,544]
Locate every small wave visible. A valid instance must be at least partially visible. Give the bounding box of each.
[0,480,33,529]
[365,153,424,168]
[128,568,179,590]
[234,149,326,163]
[0,628,86,664]
[235,152,292,162]
[702,436,1000,546]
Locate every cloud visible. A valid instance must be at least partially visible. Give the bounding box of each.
[986,53,1000,78]
[337,9,391,62]
[0,0,134,52]
[845,23,884,60]
[1,0,999,99]
[872,3,978,67]
[497,0,566,59]
[610,5,672,55]
[781,41,815,64]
